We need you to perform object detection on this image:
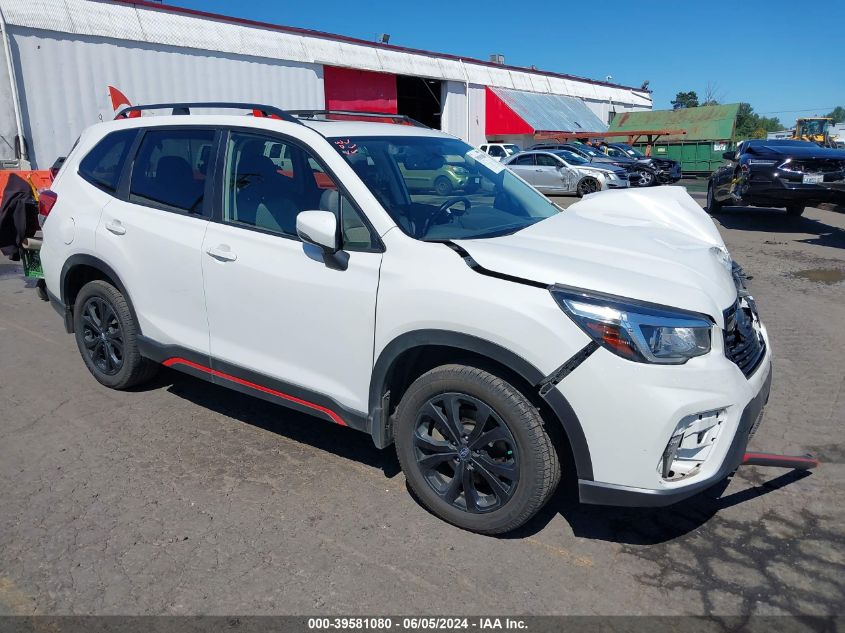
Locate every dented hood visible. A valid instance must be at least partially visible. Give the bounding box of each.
[454,187,737,325]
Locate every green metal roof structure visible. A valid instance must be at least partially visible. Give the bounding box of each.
[608,103,740,142]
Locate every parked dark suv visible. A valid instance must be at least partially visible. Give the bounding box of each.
[707,139,845,216]
[605,143,682,186]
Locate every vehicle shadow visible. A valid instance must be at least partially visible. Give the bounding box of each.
[507,467,812,544]
[712,206,845,249]
[143,368,402,478]
[139,369,812,543]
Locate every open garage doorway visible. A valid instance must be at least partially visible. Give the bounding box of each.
[397,76,442,129]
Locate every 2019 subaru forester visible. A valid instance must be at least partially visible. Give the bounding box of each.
[39,103,773,534]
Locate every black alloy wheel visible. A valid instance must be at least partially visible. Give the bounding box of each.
[576,177,600,197]
[73,280,158,389]
[394,364,560,534]
[413,392,519,513]
[80,295,124,375]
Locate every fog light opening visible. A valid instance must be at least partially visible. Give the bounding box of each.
[659,409,726,481]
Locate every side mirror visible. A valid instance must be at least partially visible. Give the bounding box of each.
[297,210,349,271]
[297,210,339,253]
[722,151,736,161]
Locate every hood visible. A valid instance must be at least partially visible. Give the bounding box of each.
[454,187,736,325]
[577,164,626,176]
[749,145,845,159]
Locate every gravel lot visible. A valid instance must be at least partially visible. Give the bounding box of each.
[0,182,843,616]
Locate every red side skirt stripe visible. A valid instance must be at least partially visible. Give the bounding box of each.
[162,357,347,426]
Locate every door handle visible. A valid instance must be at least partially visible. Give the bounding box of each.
[206,245,237,262]
[105,220,126,235]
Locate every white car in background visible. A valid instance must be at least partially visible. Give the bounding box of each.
[478,142,521,161]
[39,103,772,534]
[504,149,629,196]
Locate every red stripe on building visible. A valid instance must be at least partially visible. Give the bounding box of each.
[485,86,534,136]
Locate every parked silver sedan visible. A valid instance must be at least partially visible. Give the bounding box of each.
[503,150,629,196]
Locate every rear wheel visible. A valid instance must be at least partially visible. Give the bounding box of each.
[73,280,158,390]
[434,176,453,197]
[394,364,560,535]
[785,204,805,217]
[706,181,722,214]
[576,177,600,197]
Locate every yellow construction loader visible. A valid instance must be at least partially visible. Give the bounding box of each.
[792,117,836,147]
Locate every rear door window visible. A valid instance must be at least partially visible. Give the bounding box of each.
[511,154,535,166]
[78,129,137,193]
[129,128,215,214]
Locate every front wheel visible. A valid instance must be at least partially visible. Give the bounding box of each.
[706,181,722,214]
[576,176,600,197]
[434,176,453,197]
[394,365,560,534]
[634,168,655,187]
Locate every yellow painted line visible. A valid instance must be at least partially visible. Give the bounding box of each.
[0,318,58,345]
[525,537,594,567]
[0,577,38,615]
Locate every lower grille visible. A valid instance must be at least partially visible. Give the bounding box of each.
[779,158,845,176]
[724,300,766,378]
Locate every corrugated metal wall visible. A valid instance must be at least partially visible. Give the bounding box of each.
[0,0,653,106]
[8,26,324,167]
[0,23,19,163]
[0,0,653,164]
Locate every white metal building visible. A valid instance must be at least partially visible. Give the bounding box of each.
[0,0,652,169]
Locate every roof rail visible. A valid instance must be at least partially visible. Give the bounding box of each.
[114,102,301,124]
[288,110,429,128]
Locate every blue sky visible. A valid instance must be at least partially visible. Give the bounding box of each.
[167,0,844,123]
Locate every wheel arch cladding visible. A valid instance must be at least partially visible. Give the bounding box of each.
[60,255,140,335]
[369,329,594,481]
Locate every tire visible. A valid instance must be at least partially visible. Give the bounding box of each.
[706,181,722,214]
[785,204,805,217]
[394,364,560,535]
[434,176,453,197]
[576,177,600,197]
[73,280,158,390]
[634,168,655,187]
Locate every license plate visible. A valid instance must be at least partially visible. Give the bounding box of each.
[803,173,823,184]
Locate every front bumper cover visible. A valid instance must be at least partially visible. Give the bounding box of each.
[578,365,772,507]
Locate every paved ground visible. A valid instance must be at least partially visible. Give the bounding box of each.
[0,181,843,616]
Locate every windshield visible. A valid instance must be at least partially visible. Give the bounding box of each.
[576,145,605,157]
[329,136,560,241]
[749,139,816,147]
[552,150,589,165]
[503,144,521,156]
[615,143,645,158]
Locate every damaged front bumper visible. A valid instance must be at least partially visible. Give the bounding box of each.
[578,366,772,507]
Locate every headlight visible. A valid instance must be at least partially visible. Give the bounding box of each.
[551,287,712,364]
[450,166,469,175]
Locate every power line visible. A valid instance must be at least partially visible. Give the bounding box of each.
[759,107,836,115]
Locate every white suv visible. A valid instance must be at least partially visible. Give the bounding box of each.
[40,103,773,534]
